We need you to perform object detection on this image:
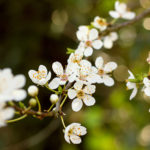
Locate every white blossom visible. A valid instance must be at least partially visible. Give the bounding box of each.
[49,62,79,89]
[126,70,138,100]
[76,26,103,57]
[109,1,135,20]
[76,59,100,85]
[143,77,150,97]
[68,81,96,112]
[28,65,51,86]
[103,32,118,49]
[64,123,87,144]
[92,16,108,31]
[95,57,117,86]
[0,68,26,102]
[68,49,83,65]
[0,102,15,127]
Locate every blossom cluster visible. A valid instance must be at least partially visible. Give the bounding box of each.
[0,1,137,144]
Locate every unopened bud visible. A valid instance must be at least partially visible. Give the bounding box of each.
[50,94,59,104]
[28,85,39,97]
[29,98,37,107]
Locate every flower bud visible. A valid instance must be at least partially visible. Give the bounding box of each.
[28,85,39,97]
[29,98,37,107]
[50,94,59,104]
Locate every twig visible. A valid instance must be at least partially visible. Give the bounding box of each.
[100,8,150,36]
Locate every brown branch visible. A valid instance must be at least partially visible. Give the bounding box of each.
[11,104,54,119]
[100,8,150,36]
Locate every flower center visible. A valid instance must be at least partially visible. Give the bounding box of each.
[97,19,107,26]
[61,74,68,81]
[85,41,92,47]
[33,71,46,80]
[98,69,104,75]
[77,90,85,99]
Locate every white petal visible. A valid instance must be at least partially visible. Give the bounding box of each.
[95,56,104,69]
[70,134,81,144]
[28,70,38,83]
[144,87,150,96]
[80,60,92,76]
[76,26,89,41]
[143,77,150,87]
[83,95,96,106]
[122,12,136,20]
[109,11,120,19]
[68,89,77,99]
[104,62,117,73]
[128,70,135,79]
[92,40,103,49]
[72,98,83,112]
[38,79,47,85]
[126,82,136,90]
[130,87,137,100]
[45,72,51,81]
[12,89,27,101]
[83,85,96,94]
[116,2,127,14]
[74,81,83,90]
[84,47,93,57]
[75,126,87,136]
[1,108,15,120]
[48,77,60,89]
[89,29,98,41]
[38,65,47,75]
[13,75,26,89]
[52,62,63,76]
[86,73,99,84]
[103,75,115,87]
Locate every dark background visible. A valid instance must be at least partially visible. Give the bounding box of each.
[1,0,150,149]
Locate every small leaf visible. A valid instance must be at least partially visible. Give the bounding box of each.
[58,86,63,94]
[19,102,26,109]
[66,48,75,54]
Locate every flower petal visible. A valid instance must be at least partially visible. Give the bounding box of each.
[89,29,98,41]
[104,62,117,73]
[72,98,83,112]
[13,75,26,89]
[92,40,103,49]
[70,134,81,144]
[74,81,83,90]
[68,89,77,99]
[95,56,104,69]
[83,84,96,94]
[12,89,27,101]
[52,62,63,76]
[130,87,137,100]
[144,87,150,96]
[122,12,136,20]
[109,11,120,19]
[38,65,47,75]
[103,75,114,87]
[83,95,96,106]
[84,47,93,57]
[48,77,60,89]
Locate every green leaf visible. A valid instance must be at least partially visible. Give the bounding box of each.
[66,48,75,54]
[58,86,63,94]
[19,102,26,109]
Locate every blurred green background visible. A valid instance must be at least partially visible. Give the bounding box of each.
[1,0,150,149]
